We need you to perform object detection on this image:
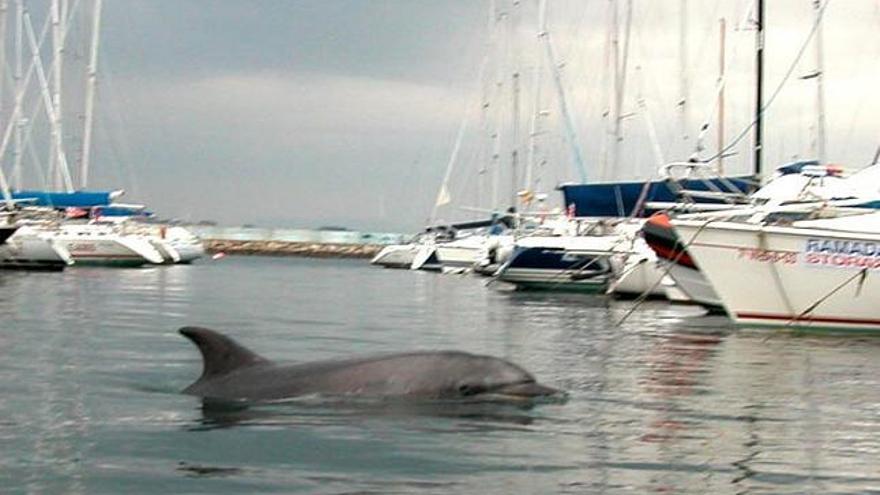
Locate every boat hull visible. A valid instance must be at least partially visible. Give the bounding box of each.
[0,229,73,271]
[371,244,418,269]
[608,257,669,298]
[497,244,613,292]
[642,213,723,308]
[674,218,880,331]
[666,263,723,308]
[53,226,165,267]
[435,241,483,269]
[410,244,442,271]
[170,240,206,264]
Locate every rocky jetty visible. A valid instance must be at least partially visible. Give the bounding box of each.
[203,239,382,259]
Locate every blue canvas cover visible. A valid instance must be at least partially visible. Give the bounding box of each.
[559,177,756,218]
[11,190,116,208]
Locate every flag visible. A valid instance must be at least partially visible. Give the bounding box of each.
[518,189,535,204]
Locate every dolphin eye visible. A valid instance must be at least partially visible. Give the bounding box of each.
[458,383,486,396]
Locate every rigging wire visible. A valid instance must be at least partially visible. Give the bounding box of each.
[837,5,880,166]
[701,0,833,166]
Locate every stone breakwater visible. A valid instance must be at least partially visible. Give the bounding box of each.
[203,239,383,259]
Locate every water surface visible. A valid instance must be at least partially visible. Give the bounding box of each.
[1,257,879,493]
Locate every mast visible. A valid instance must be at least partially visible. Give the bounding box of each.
[812,0,826,165]
[598,0,612,180]
[678,0,689,150]
[525,0,546,199]
[717,18,726,173]
[0,157,11,208]
[0,0,7,119]
[609,0,619,178]
[539,0,586,182]
[611,0,632,177]
[12,0,22,189]
[476,0,496,212]
[81,0,103,188]
[490,8,506,210]
[509,0,520,210]
[0,1,11,207]
[754,0,764,178]
[0,6,54,192]
[23,6,73,191]
[49,0,61,188]
[510,70,520,209]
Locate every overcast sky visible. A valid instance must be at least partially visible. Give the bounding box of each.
[8,0,879,232]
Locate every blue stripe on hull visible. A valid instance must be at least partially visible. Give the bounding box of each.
[497,246,612,291]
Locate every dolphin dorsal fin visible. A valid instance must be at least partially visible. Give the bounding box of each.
[179,326,270,381]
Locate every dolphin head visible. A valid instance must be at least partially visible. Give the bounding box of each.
[434,353,564,401]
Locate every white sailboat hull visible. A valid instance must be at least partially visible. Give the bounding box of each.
[0,226,73,270]
[168,239,205,263]
[606,233,670,298]
[52,224,165,266]
[435,238,485,269]
[118,223,205,264]
[674,215,880,330]
[371,244,419,269]
[609,258,669,298]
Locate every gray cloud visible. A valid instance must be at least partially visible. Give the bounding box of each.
[9,0,877,232]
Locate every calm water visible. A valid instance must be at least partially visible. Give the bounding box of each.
[2,257,880,494]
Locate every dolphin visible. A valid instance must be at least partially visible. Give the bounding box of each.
[179,326,562,402]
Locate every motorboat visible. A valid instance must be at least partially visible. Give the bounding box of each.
[672,207,880,331]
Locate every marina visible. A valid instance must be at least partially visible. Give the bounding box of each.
[1,0,879,493]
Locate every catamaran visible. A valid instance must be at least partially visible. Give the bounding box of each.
[51,221,165,266]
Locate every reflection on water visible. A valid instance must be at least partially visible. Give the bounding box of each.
[1,257,880,493]
[192,398,542,432]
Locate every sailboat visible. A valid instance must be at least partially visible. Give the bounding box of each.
[492,1,748,298]
[0,1,203,267]
[647,0,880,330]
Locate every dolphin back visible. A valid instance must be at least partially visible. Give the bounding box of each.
[179,326,270,391]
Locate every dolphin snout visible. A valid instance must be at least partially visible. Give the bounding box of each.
[494,382,565,399]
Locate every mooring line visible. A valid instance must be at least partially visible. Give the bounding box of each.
[615,218,717,327]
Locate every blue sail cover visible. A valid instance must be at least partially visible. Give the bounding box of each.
[11,190,116,208]
[559,177,756,217]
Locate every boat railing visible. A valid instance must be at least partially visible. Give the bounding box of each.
[658,161,755,206]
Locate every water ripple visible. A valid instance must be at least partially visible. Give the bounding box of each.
[2,258,880,493]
